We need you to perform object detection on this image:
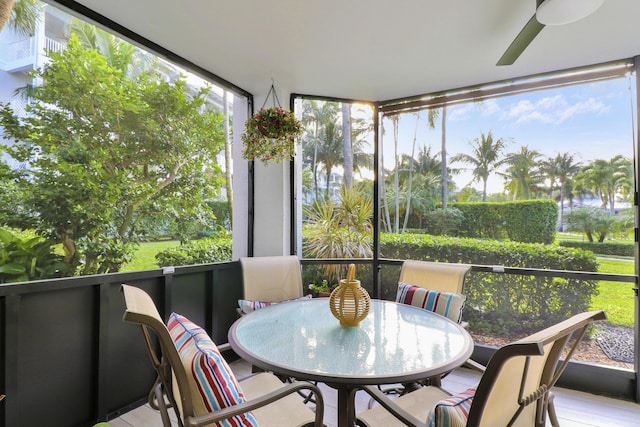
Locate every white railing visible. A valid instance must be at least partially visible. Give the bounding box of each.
[0,36,65,71]
[44,37,65,54]
[0,37,35,63]
[9,98,28,118]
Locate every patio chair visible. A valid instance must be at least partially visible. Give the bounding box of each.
[121,284,324,427]
[239,255,320,403]
[238,255,306,315]
[357,310,607,427]
[386,260,474,394]
[399,260,471,295]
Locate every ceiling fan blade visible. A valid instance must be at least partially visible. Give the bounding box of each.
[497,15,545,66]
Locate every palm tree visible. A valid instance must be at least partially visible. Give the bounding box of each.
[301,101,338,198]
[316,121,343,198]
[543,152,581,230]
[303,183,373,281]
[66,19,157,79]
[440,106,448,208]
[500,146,543,200]
[391,114,400,232]
[341,102,353,187]
[2,0,40,37]
[401,112,420,232]
[451,130,510,202]
[575,156,629,214]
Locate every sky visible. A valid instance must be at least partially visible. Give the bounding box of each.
[380,75,636,195]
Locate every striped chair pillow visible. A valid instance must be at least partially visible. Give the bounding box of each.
[428,388,475,427]
[167,313,259,427]
[395,281,467,323]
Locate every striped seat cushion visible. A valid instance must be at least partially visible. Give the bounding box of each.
[167,313,259,427]
[428,388,475,427]
[395,282,467,323]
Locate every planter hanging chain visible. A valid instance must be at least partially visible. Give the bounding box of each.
[261,81,282,109]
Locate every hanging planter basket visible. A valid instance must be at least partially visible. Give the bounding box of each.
[241,84,303,164]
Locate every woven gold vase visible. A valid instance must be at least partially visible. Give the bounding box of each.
[329,264,371,327]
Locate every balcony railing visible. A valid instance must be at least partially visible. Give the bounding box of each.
[0,259,636,426]
[0,36,65,73]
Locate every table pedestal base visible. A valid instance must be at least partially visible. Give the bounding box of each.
[327,383,359,427]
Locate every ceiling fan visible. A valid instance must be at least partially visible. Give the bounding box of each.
[496,0,605,66]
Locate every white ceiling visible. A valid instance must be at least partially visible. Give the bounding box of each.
[62,0,640,103]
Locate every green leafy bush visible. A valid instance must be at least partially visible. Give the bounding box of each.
[423,207,465,236]
[559,240,634,257]
[450,202,506,239]
[451,200,557,244]
[0,228,70,283]
[564,207,624,243]
[380,232,598,335]
[155,236,232,267]
[501,200,557,244]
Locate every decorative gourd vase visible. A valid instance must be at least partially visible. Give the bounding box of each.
[329,264,371,327]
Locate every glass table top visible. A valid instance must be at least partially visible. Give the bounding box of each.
[229,298,474,385]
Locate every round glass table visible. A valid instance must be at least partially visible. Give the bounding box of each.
[228,298,474,427]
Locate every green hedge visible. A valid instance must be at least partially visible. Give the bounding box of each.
[380,232,598,335]
[559,240,634,257]
[155,237,232,267]
[451,200,558,244]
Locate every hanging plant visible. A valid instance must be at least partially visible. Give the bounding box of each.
[241,106,303,164]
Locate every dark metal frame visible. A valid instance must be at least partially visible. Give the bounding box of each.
[8,0,640,413]
[292,58,640,402]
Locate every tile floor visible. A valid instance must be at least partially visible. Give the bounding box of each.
[111,360,640,427]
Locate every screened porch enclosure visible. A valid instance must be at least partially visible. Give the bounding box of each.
[0,0,639,426]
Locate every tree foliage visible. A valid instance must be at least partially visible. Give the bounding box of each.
[303,183,373,281]
[0,35,225,274]
[451,130,510,202]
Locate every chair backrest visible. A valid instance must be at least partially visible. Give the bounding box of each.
[240,255,303,301]
[399,260,471,294]
[120,284,195,424]
[467,310,607,427]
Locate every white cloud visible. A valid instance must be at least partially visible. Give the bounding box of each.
[449,104,474,122]
[478,99,501,117]
[502,95,609,126]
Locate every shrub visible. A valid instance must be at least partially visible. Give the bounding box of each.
[0,227,70,283]
[564,207,622,243]
[501,200,557,244]
[559,240,634,257]
[450,202,506,239]
[155,236,232,267]
[451,200,557,244]
[380,232,598,335]
[423,207,465,236]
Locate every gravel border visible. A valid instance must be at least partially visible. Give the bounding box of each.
[594,324,634,363]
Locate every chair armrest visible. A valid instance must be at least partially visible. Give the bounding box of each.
[216,342,232,353]
[358,385,428,427]
[464,358,486,373]
[185,381,324,427]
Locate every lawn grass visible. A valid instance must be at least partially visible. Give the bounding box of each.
[592,258,635,327]
[120,240,635,327]
[121,240,180,272]
[555,232,586,241]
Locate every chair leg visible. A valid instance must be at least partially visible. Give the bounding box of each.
[154,382,175,427]
[547,392,560,427]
